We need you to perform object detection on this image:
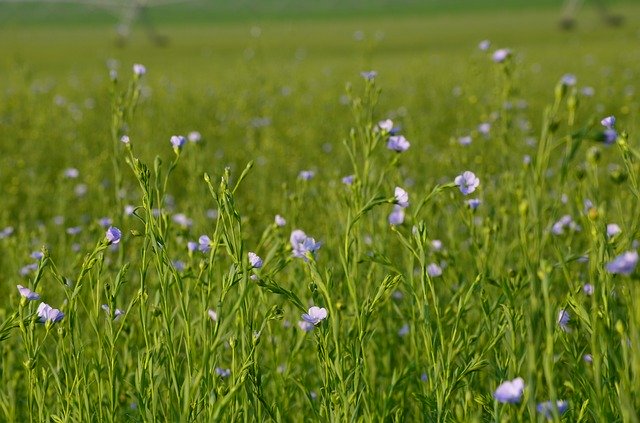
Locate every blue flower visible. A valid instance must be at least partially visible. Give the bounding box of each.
[298,170,315,181]
[454,171,480,195]
[17,285,40,301]
[360,70,377,80]
[557,309,571,332]
[388,205,405,225]
[188,131,202,143]
[101,304,124,321]
[536,400,568,419]
[394,187,409,208]
[105,226,122,245]
[427,263,442,277]
[274,215,286,227]
[606,251,638,275]
[132,64,146,76]
[290,230,321,260]
[301,306,328,325]
[492,48,511,63]
[215,367,231,378]
[607,223,621,238]
[601,115,616,128]
[387,135,410,152]
[170,135,186,151]
[466,198,481,210]
[493,377,524,403]
[377,119,394,133]
[248,252,263,269]
[298,320,315,332]
[198,235,212,253]
[560,73,577,87]
[342,175,355,185]
[478,39,491,51]
[37,302,64,324]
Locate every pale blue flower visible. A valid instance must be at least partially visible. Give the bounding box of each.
[98,217,112,228]
[124,205,135,216]
[388,205,405,225]
[458,135,472,146]
[387,135,410,152]
[64,168,79,179]
[394,187,409,208]
[298,170,315,181]
[120,135,130,144]
[30,251,44,260]
[603,128,618,144]
[133,64,146,76]
[398,323,410,336]
[493,377,524,403]
[101,304,124,320]
[537,400,568,419]
[298,320,315,332]
[427,263,442,277]
[558,309,571,332]
[601,115,616,128]
[106,226,122,245]
[492,48,511,63]
[248,252,263,268]
[454,171,480,195]
[560,73,577,87]
[290,230,321,260]
[20,263,38,276]
[301,306,328,325]
[17,285,40,301]
[342,175,355,185]
[583,354,593,363]
[478,122,491,135]
[208,309,218,322]
[275,214,286,227]
[583,283,594,295]
[606,250,638,275]
[431,240,443,251]
[188,131,201,143]
[37,302,64,324]
[170,135,186,150]
[0,226,14,239]
[377,119,393,132]
[607,223,621,238]
[215,367,231,378]
[478,39,491,51]
[360,70,377,80]
[198,235,211,253]
[172,213,192,228]
[467,198,481,210]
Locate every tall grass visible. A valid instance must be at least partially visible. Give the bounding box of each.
[1,15,640,421]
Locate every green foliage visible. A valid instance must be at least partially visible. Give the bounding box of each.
[1,7,640,422]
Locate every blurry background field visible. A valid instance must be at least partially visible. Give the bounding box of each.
[2,0,640,421]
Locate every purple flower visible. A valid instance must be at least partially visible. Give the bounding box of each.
[124,205,135,216]
[198,235,212,253]
[583,354,593,363]
[478,122,491,135]
[560,73,577,87]
[172,213,192,228]
[248,252,263,268]
[101,304,124,320]
[298,320,315,332]
[394,187,409,208]
[454,171,480,195]
[17,285,40,301]
[187,241,197,253]
[427,263,442,277]
[30,251,44,260]
[537,400,568,419]
[387,135,410,152]
[20,263,38,276]
[377,119,394,132]
[607,223,621,238]
[458,135,472,146]
[301,306,328,325]
[558,309,571,332]
[360,70,377,80]
[132,63,146,76]
[64,168,79,179]
[606,250,638,275]
[298,170,315,181]
[37,302,64,324]
[170,135,186,150]
[492,48,511,63]
[342,174,355,185]
[98,217,113,228]
[478,39,491,51]
[105,226,122,245]
[388,205,405,225]
[466,198,481,210]
[493,377,524,403]
[601,115,616,128]
[274,215,286,227]
[583,283,594,295]
[603,128,618,144]
[215,367,231,378]
[290,230,321,260]
[551,215,580,235]
[188,131,202,143]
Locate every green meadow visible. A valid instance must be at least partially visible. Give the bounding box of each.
[1,1,640,421]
